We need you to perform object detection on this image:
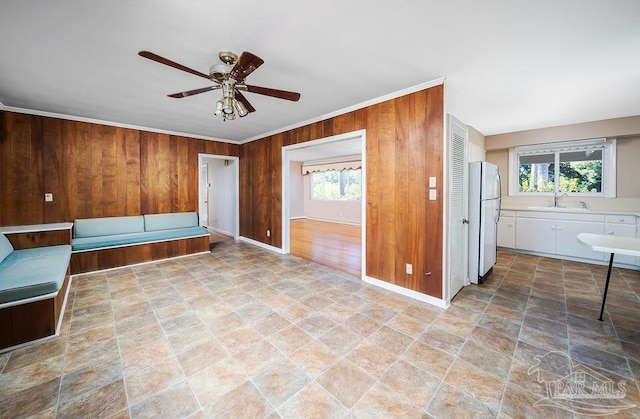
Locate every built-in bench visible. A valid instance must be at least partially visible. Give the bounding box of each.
[0,233,72,352]
[70,212,210,274]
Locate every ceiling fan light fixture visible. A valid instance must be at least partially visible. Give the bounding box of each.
[222,96,234,114]
[235,99,249,117]
[214,100,224,116]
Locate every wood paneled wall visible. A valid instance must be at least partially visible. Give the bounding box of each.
[240,85,444,298]
[0,111,239,226]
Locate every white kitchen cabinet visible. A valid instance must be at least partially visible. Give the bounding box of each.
[515,217,556,253]
[507,210,638,268]
[556,220,604,260]
[515,211,605,258]
[604,215,637,265]
[497,211,515,248]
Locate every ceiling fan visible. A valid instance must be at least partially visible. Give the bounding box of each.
[138,50,301,121]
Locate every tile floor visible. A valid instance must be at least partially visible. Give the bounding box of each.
[1,243,640,418]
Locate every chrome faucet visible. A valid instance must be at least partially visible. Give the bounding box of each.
[554,192,568,207]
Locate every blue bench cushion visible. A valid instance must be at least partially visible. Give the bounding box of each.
[0,245,71,304]
[72,226,208,251]
[74,215,145,238]
[144,212,199,232]
[0,233,13,264]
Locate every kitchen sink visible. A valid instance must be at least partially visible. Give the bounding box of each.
[527,206,590,212]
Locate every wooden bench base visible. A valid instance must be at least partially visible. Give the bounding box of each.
[0,274,70,352]
[70,235,210,274]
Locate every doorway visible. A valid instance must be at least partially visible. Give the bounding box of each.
[281,130,366,277]
[198,154,240,240]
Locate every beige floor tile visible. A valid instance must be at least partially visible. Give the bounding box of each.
[2,338,66,374]
[381,358,440,408]
[129,380,199,419]
[386,312,428,338]
[426,382,497,419]
[0,378,60,418]
[459,339,513,380]
[233,339,285,377]
[57,379,127,419]
[59,357,122,404]
[470,325,518,357]
[268,325,314,355]
[188,358,248,407]
[418,326,467,356]
[318,325,362,355]
[278,381,349,419]
[352,382,423,418]
[252,358,311,408]
[402,341,454,379]
[317,359,375,409]
[217,324,263,355]
[120,339,174,376]
[345,341,397,379]
[295,315,337,338]
[289,340,340,378]
[344,313,382,337]
[0,355,64,396]
[445,358,506,411]
[203,380,272,419]
[177,339,228,377]
[368,325,414,355]
[124,358,184,405]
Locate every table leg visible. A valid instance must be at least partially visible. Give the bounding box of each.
[598,253,615,321]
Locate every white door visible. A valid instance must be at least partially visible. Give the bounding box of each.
[448,115,468,300]
[199,164,209,227]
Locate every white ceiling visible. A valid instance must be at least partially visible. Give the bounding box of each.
[1,1,639,144]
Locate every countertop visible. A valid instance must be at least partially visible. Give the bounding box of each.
[501,207,640,217]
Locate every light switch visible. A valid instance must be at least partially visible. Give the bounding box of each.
[429,177,437,188]
[44,193,53,202]
[429,189,437,200]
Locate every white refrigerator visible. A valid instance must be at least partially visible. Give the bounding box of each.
[468,161,501,284]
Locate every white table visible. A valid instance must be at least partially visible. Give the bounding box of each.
[577,233,640,321]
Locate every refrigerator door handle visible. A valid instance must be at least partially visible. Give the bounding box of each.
[496,172,502,223]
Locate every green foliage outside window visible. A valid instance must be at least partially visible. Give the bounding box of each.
[518,149,602,194]
[312,169,361,200]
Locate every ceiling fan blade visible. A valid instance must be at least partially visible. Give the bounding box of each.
[234,91,256,113]
[245,85,301,102]
[139,50,210,80]
[229,52,264,83]
[168,86,219,98]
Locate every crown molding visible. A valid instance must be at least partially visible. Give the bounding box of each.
[240,77,445,144]
[0,105,237,144]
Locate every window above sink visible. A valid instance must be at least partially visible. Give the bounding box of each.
[508,138,617,198]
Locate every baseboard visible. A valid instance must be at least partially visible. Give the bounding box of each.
[363,275,449,309]
[206,226,235,238]
[238,236,284,254]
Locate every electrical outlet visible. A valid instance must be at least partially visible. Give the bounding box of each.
[406,263,413,274]
[266,230,271,237]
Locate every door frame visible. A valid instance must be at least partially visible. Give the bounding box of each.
[197,153,240,239]
[281,130,367,278]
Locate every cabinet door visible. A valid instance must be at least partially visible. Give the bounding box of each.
[556,221,604,260]
[497,216,515,248]
[605,223,637,265]
[516,218,555,253]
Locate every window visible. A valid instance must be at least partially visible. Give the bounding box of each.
[312,169,362,200]
[509,139,616,197]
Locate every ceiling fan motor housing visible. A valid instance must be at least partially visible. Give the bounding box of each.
[209,63,233,83]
